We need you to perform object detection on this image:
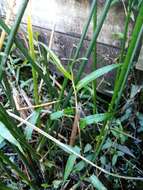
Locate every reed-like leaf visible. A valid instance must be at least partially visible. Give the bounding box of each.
[0,0,29,79]
[76,64,121,91]
[27,14,39,104]
[0,122,24,154]
[95,2,143,158]
[64,146,80,181]
[80,113,112,129]
[89,174,107,190]
[39,42,72,80]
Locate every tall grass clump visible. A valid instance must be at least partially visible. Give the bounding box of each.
[0,0,143,189]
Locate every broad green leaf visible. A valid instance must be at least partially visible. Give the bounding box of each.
[0,136,5,149]
[102,138,112,150]
[76,64,121,91]
[112,154,118,166]
[24,111,40,140]
[64,146,80,181]
[80,113,112,129]
[89,174,107,190]
[117,145,135,158]
[39,42,72,80]
[50,111,64,120]
[84,144,92,153]
[52,180,62,189]
[50,108,74,120]
[74,154,93,172]
[0,122,24,154]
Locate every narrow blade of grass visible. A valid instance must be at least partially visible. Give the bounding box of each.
[27,13,39,104]
[39,42,72,80]
[89,174,107,190]
[80,113,112,129]
[76,64,121,91]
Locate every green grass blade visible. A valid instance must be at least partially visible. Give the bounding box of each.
[55,0,98,106]
[64,146,80,181]
[76,64,121,91]
[80,113,112,129]
[0,181,13,190]
[92,0,97,113]
[0,122,24,154]
[9,112,143,181]
[89,174,107,190]
[0,104,39,159]
[0,151,38,190]
[39,42,72,80]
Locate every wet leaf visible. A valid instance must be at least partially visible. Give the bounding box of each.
[0,122,24,154]
[80,113,112,129]
[76,64,121,91]
[89,174,107,190]
[64,146,80,181]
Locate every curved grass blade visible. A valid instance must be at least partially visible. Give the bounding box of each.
[64,146,80,181]
[76,64,121,91]
[0,122,24,154]
[80,113,112,129]
[89,174,107,190]
[39,42,72,80]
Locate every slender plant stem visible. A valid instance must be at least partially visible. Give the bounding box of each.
[0,0,29,78]
[92,1,97,114]
[115,0,133,82]
[27,14,39,104]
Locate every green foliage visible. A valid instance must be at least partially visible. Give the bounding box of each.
[89,174,107,190]
[0,0,143,189]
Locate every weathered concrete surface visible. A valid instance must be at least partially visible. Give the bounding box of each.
[0,0,129,46]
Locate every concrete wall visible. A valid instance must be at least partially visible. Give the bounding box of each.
[0,0,129,46]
